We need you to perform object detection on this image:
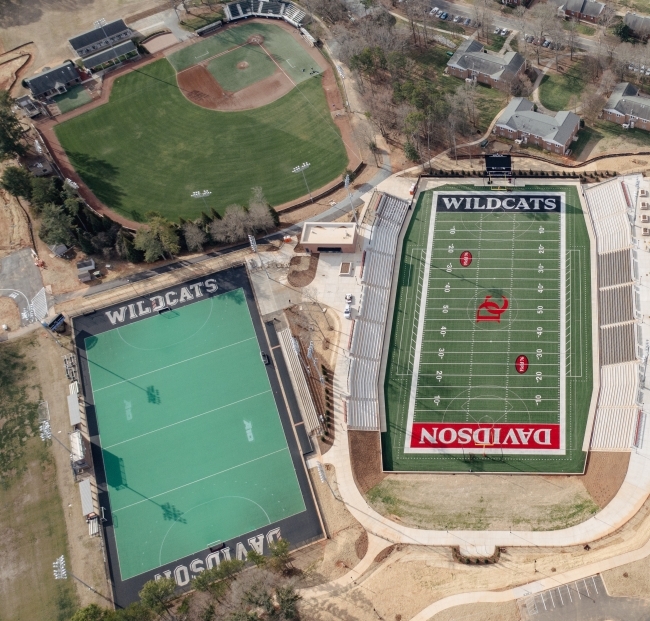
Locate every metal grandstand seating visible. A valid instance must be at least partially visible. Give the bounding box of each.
[347,193,411,431]
[600,323,637,366]
[224,0,305,24]
[591,407,639,449]
[599,285,635,325]
[584,179,634,253]
[598,249,633,288]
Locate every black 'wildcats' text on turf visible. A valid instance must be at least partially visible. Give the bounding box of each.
[436,194,561,212]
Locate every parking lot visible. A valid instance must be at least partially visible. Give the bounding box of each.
[519,574,650,621]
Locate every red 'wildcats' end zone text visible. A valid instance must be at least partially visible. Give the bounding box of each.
[404,191,566,457]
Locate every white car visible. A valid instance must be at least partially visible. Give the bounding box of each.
[494,26,501,34]
[500,28,508,36]
[345,293,353,303]
[430,6,439,14]
[344,304,352,319]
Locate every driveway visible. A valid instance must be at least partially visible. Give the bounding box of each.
[0,248,46,325]
[520,575,650,621]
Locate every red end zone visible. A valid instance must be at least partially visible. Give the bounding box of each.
[410,423,560,450]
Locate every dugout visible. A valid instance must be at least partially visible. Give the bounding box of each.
[301,222,357,253]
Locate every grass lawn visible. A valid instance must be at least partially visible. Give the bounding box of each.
[54,59,347,222]
[538,61,587,111]
[0,338,77,621]
[485,34,507,52]
[562,20,596,36]
[476,84,506,131]
[573,120,650,158]
[207,45,276,91]
[54,85,92,114]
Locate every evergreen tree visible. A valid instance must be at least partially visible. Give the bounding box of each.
[0,165,32,198]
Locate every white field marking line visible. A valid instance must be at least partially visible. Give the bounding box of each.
[93,336,256,392]
[112,447,288,514]
[196,51,209,59]
[104,390,271,449]
[176,41,249,74]
[286,58,294,67]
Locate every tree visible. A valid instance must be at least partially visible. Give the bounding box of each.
[268,538,293,574]
[566,17,580,61]
[247,549,267,568]
[134,228,164,262]
[0,165,32,198]
[209,204,250,243]
[134,215,180,262]
[70,604,115,621]
[39,203,76,246]
[528,3,557,65]
[139,577,176,620]
[275,585,301,620]
[0,90,27,160]
[614,21,635,42]
[581,86,606,123]
[30,176,61,215]
[182,221,207,252]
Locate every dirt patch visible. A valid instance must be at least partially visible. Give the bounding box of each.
[355,529,368,560]
[237,61,250,70]
[349,430,385,494]
[287,254,319,287]
[177,63,227,107]
[602,556,650,598]
[0,297,21,331]
[0,54,30,91]
[365,473,599,531]
[374,544,396,564]
[581,451,630,508]
[0,180,32,258]
[247,34,265,45]
[143,33,179,55]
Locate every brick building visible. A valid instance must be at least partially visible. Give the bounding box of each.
[603,83,650,131]
[446,39,525,90]
[494,98,580,154]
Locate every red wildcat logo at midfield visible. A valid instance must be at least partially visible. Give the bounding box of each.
[476,295,509,323]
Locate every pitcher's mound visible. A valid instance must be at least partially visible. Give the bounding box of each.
[247,34,264,45]
[237,61,250,70]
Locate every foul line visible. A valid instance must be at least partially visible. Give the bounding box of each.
[93,337,256,392]
[176,41,250,74]
[112,448,289,513]
[103,390,271,449]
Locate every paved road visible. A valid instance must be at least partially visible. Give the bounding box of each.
[520,574,650,621]
[0,248,46,325]
[425,1,599,53]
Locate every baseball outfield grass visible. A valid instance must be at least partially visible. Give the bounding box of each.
[53,57,347,222]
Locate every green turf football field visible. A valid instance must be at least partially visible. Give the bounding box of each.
[85,289,305,580]
[53,55,346,222]
[383,185,593,473]
[169,22,322,85]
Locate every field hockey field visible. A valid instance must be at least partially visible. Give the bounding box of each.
[383,185,593,473]
[53,22,347,222]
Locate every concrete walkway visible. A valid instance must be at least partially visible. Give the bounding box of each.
[531,60,554,115]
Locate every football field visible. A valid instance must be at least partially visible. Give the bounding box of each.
[383,186,593,473]
[81,287,306,581]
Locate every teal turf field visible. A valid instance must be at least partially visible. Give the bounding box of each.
[53,25,347,222]
[383,186,593,473]
[85,290,305,579]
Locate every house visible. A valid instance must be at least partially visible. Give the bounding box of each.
[69,19,133,58]
[446,39,525,90]
[81,40,139,72]
[603,83,650,130]
[555,0,605,22]
[23,61,81,100]
[494,98,580,154]
[624,13,650,39]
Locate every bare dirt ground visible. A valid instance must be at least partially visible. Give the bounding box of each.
[0,53,29,91]
[0,0,167,76]
[581,452,630,508]
[143,32,179,55]
[0,188,32,259]
[0,296,21,330]
[429,602,520,621]
[602,556,650,598]
[365,473,599,531]
[349,430,385,494]
[287,254,319,287]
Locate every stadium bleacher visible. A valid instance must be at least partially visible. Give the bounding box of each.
[347,192,411,431]
[598,249,633,288]
[599,285,635,326]
[224,0,305,25]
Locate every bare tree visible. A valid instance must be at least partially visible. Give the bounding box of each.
[528,3,557,65]
[580,85,606,123]
[599,69,617,96]
[182,221,207,252]
[565,17,579,60]
[302,0,347,24]
[548,21,567,71]
[209,204,250,243]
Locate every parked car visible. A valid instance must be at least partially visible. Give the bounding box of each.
[542,39,551,47]
[525,35,534,43]
[344,304,352,319]
[500,28,508,35]
[260,351,270,365]
[345,293,353,303]
[430,6,439,14]
[464,17,471,25]
[454,15,462,22]
[440,12,448,19]
[494,26,501,34]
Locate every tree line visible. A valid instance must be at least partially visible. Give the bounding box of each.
[69,539,300,621]
[0,90,280,264]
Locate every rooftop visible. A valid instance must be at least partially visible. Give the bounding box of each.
[24,61,80,97]
[69,19,130,52]
[447,39,524,81]
[605,82,650,121]
[301,222,357,246]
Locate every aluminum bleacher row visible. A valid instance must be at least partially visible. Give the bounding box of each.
[585,176,644,451]
[347,193,411,431]
[224,0,305,25]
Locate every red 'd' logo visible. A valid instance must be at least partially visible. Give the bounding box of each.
[460,251,472,267]
[476,295,509,322]
[515,355,529,374]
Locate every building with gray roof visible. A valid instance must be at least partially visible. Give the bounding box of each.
[81,40,139,72]
[624,13,650,38]
[603,83,650,130]
[446,39,525,90]
[23,61,81,100]
[69,19,133,58]
[494,97,580,154]
[556,0,604,21]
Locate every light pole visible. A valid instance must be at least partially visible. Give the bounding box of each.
[344,174,358,227]
[53,555,111,601]
[191,190,212,210]
[40,421,72,455]
[292,162,312,203]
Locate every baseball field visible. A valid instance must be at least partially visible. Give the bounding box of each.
[53,22,348,222]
